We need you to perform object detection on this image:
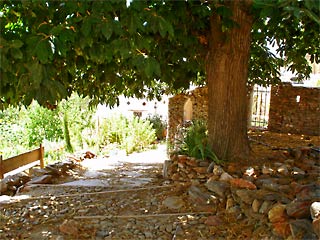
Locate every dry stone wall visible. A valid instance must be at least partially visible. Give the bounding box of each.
[168,87,208,146]
[268,83,320,136]
[168,83,320,148]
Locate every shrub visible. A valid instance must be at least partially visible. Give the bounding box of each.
[98,114,156,155]
[25,101,64,147]
[174,120,220,163]
[146,114,167,140]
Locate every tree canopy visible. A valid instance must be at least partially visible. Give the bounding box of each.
[1,0,319,108]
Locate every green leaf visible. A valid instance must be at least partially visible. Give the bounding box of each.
[28,61,43,88]
[302,8,320,25]
[105,48,113,62]
[101,23,113,40]
[10,48,23,59]
[81,19,92,37]
[10,40,24,48]
[35,40,53,63]
[159,18,174,38]
[260,7,274,18]
[145,57,161,78]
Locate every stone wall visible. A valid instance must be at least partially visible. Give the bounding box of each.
[268,83,320,136]
[167,87,208,146]
[168,83,320,147]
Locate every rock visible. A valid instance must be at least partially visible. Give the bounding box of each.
[295,183,320,200]
[254,189,282,202]
[310,202,320,220]
[163,196,185,210]
[96,230,109,238]
[44,165,62,176]
[219,172,234,182]
[199,161,210,167]
[259,201,272,214]
[193,167,207,174]
[144,231,153,238]
[28,175,53,184]
[313,217,320,238]
[165,224,173,233]
[163,160,173,178]
[255,177,277,188]
[268,204,291,239]
[186,158,198,167]
[268,204,287,223]
[59,220,79,236]
[177,155,188,163]
[262,165,274,175]
[230,178,257,190]
[244,167,255,177]
[3,173,30,187]
[171,173,182,181]
[277,164,289,175]
[204,215,223,226]
[205,179,229,198]
[286,199,312,218]
[207,161,215,173]
[188,185,212,205]
[29,168,50,177]
[291,167,305,177]
[289,219,317,239]
[213,165,224,176]
[235,189,253,205]
[252,199,261,213]
[84,150,96,159]
[272,221,291,238]
[0,180,8,193]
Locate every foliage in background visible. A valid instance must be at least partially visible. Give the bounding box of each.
[98,114,156,155]
[0,105,28,158]
[24,101,64,147]
[146,114,167,141]
[0,94,158,163]
[58,93,95,150]
[174,120,220,163]
[63,112,73,153]
[0,94,94,160]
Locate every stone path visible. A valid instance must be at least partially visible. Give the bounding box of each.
[0,145,218,239]
[1,142,319,239]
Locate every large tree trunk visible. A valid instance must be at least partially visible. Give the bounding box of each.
[207,1,253,161]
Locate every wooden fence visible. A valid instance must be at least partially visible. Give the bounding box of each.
[0,144,44,179]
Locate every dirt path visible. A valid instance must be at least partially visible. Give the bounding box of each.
[1,133,319,240]
[0,144,217,240]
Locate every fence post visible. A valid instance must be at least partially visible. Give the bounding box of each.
[0,155,3,179]
[39,144,44,168]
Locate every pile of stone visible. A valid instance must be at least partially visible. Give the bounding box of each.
[165,146,320,239]
[0,159,79,196]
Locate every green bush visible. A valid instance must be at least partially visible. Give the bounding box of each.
[58,93,95,151]
[174,120,220,163]
[0,106,27,158]
[146,114,167,140]
[98,114,156,155]
[25,101,64,147]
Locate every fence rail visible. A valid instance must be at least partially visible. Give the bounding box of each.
[0,144,44,179]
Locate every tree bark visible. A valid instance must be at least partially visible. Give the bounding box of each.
[206,1,253,161]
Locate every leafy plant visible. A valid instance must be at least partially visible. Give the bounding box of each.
[97,114,156,155]
[174,120,220,163]
[24,101,64,147]
[146,114,167,140]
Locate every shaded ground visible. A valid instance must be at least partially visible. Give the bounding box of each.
[0,131,319,239]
